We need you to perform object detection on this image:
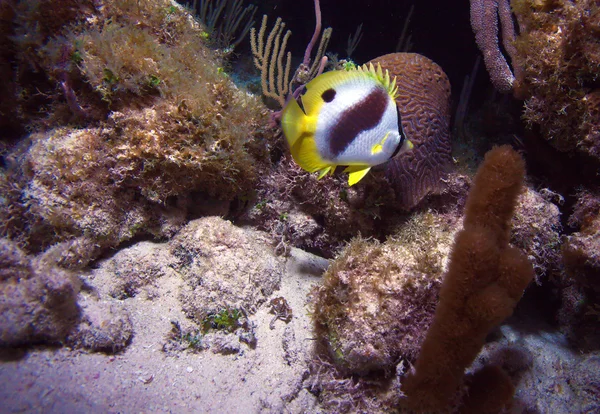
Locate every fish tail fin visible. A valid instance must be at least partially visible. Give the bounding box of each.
[343,165,372,186]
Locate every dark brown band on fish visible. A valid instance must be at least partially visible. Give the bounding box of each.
[328,86,389,157]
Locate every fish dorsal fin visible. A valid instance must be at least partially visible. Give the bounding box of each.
[358,63,398,100]
[343,165,372,186]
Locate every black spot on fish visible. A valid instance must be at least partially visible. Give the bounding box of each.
[321,88,336,102]
[328,87,390,157]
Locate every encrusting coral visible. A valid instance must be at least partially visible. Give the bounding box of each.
[401,145,534,412]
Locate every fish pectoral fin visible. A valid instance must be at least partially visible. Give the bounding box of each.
[343,165,371,186]
[317,167,332,180]
[290,135,329,173]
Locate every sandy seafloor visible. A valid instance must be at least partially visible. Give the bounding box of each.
[0,247,328,413]
[1,234,600,413]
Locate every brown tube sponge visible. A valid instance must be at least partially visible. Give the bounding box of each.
[400,145,534,412]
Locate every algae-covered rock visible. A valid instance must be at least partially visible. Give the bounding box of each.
[512,0,600,159]
[102,240,176,299]
[68,295,133,353]
[174,217,285,322]
[559,190,600,350]
[0,239,79,347]
[512,187,562,280]
[0,0,274,269]
[312,211,459,374]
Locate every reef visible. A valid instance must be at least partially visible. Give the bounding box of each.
[307,148,565,412]
[1,0,600,412]
[240,51,453,257]
[512,0,599,158]
[0,0,275,268]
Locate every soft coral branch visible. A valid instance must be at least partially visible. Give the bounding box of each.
[470,0,519,93]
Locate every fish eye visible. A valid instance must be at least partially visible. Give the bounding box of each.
[321,88,336,103]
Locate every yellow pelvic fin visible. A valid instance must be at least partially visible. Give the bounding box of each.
[290,134,330,174]
[343,165,372,186]
[372,144,383,155]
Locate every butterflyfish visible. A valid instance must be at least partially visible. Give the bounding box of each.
[281,63,413,186]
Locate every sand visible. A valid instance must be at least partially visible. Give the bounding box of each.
[0,247,328,413]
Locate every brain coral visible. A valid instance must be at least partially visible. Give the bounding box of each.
[368,53,452,210]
